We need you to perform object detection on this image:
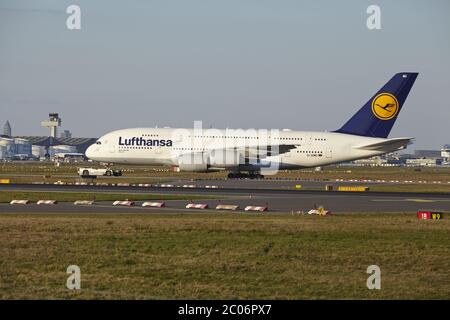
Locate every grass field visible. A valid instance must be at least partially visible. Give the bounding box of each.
[2,162,450,185]
[0,213,448,299]
[0,191,220,203]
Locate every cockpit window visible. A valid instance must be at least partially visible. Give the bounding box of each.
[96,141,102,145]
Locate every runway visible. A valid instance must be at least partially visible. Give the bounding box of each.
[166,178,404,189]
[1,183,449,213]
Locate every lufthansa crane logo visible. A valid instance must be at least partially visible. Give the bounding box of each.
[371,93,399,120]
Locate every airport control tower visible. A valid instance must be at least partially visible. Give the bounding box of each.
[41,113,62,138]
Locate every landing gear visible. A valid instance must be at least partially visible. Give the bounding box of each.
[252,173,264,179]
[227,172,265,179]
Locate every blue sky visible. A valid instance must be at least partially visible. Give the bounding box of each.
[1,0,449,149]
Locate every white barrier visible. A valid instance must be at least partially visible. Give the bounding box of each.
[205,185,219,188]
[160,184,174,188]
[112,200,135,206]
[185,203,208,209]
[142,201,165,208]
[182,185,196,188]
[244,206,268,212]
[117,183,130,187]
[10,200,31,205]
[215,204,239,211]
[37,200,58,205]
[74,200,95,206]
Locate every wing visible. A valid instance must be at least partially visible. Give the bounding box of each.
[231,144,298,158]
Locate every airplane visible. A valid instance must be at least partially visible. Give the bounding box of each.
[86,72,418,179]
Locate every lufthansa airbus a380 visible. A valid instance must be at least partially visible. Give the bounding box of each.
[86,73,418,178]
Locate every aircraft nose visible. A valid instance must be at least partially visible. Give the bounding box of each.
[85,145,95,159]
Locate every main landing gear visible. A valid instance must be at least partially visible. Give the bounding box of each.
[227,172,265,179]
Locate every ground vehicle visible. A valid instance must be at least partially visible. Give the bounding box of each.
[77,167,122,177]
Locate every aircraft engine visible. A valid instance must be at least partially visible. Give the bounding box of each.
[208,149,245,168]
[177,152,209,172]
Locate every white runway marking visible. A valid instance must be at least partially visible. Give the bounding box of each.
[372,198,450,203]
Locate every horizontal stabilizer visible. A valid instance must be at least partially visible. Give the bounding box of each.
[353,137,413,152]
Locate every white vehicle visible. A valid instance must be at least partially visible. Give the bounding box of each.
[77,167,122,177]
[85,73,418,179]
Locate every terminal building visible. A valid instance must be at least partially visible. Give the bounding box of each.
[344,146,450,167]
[406,158,442,167]
[1,115,96,161]
[441,145,450,164]
[414,149,442,159]
[352,156,403,167]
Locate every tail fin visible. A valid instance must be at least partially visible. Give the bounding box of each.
[335,72,418,138]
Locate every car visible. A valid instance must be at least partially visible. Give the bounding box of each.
[77,167,122,178]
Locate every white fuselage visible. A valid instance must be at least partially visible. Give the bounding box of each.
[85,127,407,171]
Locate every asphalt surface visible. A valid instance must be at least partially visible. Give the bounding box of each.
[1,183,449,213]
[169,178,402,189]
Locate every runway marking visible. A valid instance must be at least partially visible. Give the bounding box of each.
[371,198,450,203]
[405,199,435,203]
